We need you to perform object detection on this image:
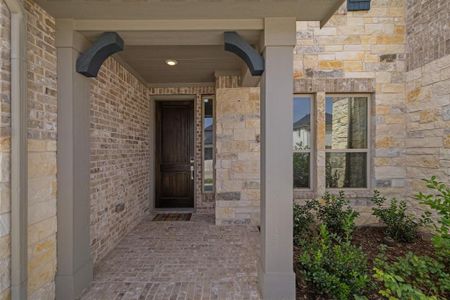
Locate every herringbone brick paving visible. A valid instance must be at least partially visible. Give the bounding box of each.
[81,214,260,299]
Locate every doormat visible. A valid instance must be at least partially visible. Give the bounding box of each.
[152,213,192,222]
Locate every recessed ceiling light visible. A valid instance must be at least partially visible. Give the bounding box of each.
[165,59,178,66]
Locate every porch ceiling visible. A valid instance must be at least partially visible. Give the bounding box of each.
[35,0,344,23]
[82,30,259,84]
[117,45,242,84]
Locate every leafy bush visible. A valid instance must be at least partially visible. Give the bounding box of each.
[370,191,431,243]
[299,224,370,300]
[374,246,450,299]
[293,200,317,246]
[317,191,359,237]
[372,178,450,299]
[417,177,450,261]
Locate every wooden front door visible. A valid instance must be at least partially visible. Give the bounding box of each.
[155,101,194,208]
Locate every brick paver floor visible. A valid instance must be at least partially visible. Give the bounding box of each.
[80,214,261,300]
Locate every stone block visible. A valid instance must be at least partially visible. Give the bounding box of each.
[216,192,241,201]
[318,60,343,69]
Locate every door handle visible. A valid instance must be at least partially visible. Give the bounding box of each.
[190,165,194,180]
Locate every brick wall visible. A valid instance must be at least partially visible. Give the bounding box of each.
[404,0,450,200]
[90,57,152,264]
[406,0,450,71]
[0,1,11,298]
[26,0,58,298]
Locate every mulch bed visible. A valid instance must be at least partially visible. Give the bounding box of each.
[294,226,436,299]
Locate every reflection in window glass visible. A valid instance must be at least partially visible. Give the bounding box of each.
[294,153,310,188]
[325,95,369,189]
[326,96,368,149]
[293,96,312,188]
[326,152,367,188]
[203,97,214,192]
[293,97,312,150]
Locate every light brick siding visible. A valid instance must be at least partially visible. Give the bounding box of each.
[90,82,218,262]
[215,87,260,225]
[405,0,450,200]
[406,0,450,71]
[90,57,152,264]
[0,1,11,298]
[26,0,58,298]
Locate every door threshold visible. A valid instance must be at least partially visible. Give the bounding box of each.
[153,208,195,214]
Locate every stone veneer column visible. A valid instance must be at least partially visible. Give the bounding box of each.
[258,17,296,300]
[55,20,93,300]
[315,92,326,196]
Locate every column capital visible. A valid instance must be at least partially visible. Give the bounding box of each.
[56,19,91,53]
[262,17,296,48]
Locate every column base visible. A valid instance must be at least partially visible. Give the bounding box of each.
[257,260,296,300]
[55,260,93,300]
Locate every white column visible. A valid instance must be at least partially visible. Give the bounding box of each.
[55,20,93,300]
[258,17,296,300]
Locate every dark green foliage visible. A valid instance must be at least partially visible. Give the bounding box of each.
[293,200,317,246]
[293,152,310,188]
[317,191,359,237]
[372,178,450,299]
[370,191,431,243]
[299,225,370,300]
[374,246,450,299]
[417,177,450,262]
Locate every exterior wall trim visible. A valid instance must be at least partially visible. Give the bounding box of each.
[5,0,28,298]
[73,19,264,32]
[294,78,376,94]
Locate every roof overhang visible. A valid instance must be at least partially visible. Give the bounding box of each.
[36,0,345,25]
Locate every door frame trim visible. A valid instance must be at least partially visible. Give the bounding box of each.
[151,95,197,211]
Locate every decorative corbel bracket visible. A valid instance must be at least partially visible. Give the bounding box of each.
[76,32,124,77]
[224,31,264,76]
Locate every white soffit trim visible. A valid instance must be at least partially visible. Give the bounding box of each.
[74,19,264,32]
[36,0,345,24]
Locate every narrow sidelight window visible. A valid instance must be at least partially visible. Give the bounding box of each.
[203,96,214,192]
[293,96,313,189]
[325,95,370,189]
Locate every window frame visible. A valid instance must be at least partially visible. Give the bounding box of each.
[293,94,315,191]
[324,93,372,191]
[201,95,215,193]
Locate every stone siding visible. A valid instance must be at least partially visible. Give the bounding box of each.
[405,55,450,200]
[215,87,260,225]
[26,0,58,298]
[405,0,450,202]
[0,1,10,298]
[90,57,151,264]
[292,0,407,224]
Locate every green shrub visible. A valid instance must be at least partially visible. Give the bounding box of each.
[417,177,450,261]
[317,191,359,238]
[370,191,431,243]
[374,246,450,299]
[293,200,317,246]
[298,224,370,300]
